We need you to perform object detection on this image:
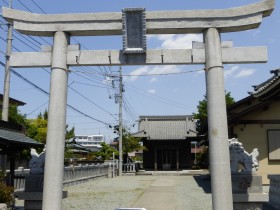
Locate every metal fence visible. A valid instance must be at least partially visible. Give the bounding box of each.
[8,162,118,191]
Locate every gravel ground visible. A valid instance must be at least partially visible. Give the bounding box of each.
[62,176,154,210]
[62,175,212,210]
[15,175,213,210]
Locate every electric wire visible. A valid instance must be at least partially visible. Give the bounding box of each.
[17,0,32,12]
[0,61,113,127]
[30,0,46,14]
[1,1,137,132]
[1,0,8,6]
[69,86,118,121]
[26,101,49,116]
[126,83,193,111]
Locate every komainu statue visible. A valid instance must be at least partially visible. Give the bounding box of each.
[229,138,259,173]
[29,146,46,175]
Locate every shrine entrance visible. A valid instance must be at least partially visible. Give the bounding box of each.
[158,148,176,170]
[2,1,275,210]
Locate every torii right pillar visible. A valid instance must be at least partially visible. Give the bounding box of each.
[204,28,233,210]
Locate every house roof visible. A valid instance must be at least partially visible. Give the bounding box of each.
[0,120,43,152]
[0,93,26,106]
[227,68,280,124]
[249,69,280,98]
[0,128,43,147]
[66,138,91,153]
[136,115,197,140]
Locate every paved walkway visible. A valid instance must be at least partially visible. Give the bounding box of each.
[16,174,212,210]
[15,173,273,210]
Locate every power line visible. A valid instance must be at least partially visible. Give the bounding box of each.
[126,83,194,111]
[70,81,109,89]
[26,101,49,116]
[71,68,204,77]
[0,61,113,127]
[0,1,120,131]
[30,0,46,14]
[69,86,118,121]
[1,0,8,6]
[17,0,32,12]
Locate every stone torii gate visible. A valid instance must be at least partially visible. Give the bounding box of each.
[2,0,275,209]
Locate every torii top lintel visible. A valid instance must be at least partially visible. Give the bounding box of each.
[2,0,275,37]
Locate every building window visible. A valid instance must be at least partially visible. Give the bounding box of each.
[267,130,280,160]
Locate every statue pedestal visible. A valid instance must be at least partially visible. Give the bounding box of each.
[17,174,67,210]
[232,174,268,210]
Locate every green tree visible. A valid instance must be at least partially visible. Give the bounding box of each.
[65,125,75,140]
[95,142,118,160]
[25,111,75,144]
[25,117,48,144]
[123,132,145,154]
[194,91,235,136]
[7,105,27,128]
[114,126,146,154]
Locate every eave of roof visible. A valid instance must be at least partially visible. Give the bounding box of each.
[0,127,43,147]
[0,94,26,106]
[138,115,197,140]
[249,69,280,97]
[227,68,280,123]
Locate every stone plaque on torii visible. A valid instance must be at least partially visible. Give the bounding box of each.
[1,1,275,210]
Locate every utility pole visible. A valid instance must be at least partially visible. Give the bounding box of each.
[2,0,13,121]
[118,66,123,176]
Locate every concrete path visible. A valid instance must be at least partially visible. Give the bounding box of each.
[16,174,212,210]
[132,176,212,210]
[15,174,275,210]
[62,175,212,210]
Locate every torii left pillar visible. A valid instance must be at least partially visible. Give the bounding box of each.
[42,31,69,210]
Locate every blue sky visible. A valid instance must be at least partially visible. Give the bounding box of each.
[1,0,280,142]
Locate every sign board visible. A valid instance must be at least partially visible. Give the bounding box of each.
[122,8,146,54]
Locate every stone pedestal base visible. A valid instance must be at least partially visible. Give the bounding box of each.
[17,191,68,210]
[231,174,268,210]
[18,174,67,210]
[233,193,268,210]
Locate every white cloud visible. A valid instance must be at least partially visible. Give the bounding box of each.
[126,65,182,82]
[147,89,156,94]
[149,65,181,75]
[224,65,255,79]
[235,68,255,78]
[125,66,149,81]
[148,34,203,49]
[253,30,260,38]
[150,77,158,83]
[224,65,239,78]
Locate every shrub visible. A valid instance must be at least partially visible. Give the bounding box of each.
[0,182,14,208]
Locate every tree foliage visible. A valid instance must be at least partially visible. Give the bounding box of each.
[114,126,146,154]
[65,125,75,140]
[25,117,48,144]
[7,105,27,127]
[95,142,118,160]
[194,91,235,136]
[5,107,75,144]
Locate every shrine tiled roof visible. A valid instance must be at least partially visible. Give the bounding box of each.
[136,115,197,140]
